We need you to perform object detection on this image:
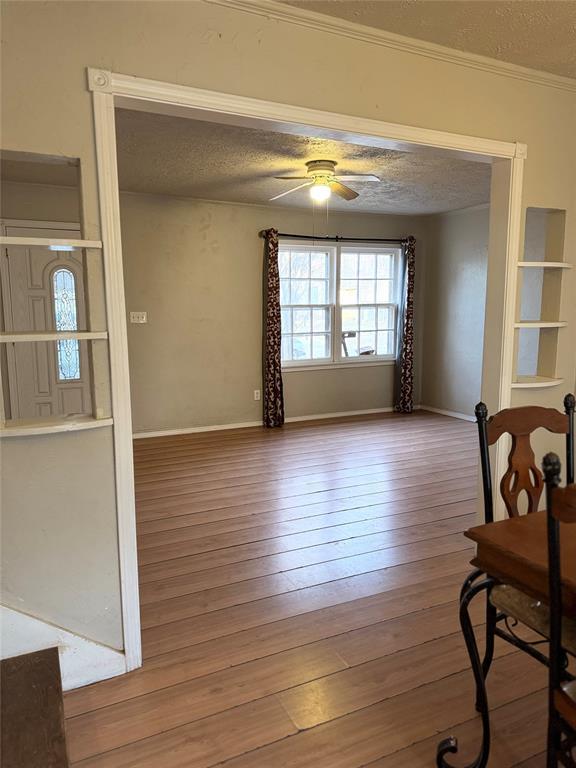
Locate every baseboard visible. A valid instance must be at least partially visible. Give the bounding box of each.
[0,606,127,691]
[133,407,398,438]
[284,407,395,423]
[133,419,263,439]
[418,405,475,422]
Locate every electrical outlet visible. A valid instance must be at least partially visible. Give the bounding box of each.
[253,389,261,401]
[130,311,147,324]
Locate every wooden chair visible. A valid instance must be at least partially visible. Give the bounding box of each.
[543,453,576,768]
[473,395,575,689]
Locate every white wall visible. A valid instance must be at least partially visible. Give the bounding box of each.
[119,192,427,431]
[421,206,490,416]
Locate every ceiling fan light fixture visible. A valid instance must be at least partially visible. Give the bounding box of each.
[310,179,331,202]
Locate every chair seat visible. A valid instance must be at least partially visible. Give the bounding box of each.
[555,681,576,730]
[490,583,576,655]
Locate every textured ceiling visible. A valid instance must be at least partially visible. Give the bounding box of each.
[110,109,490,214]
[282,0,576,79]
[1,111,492,214]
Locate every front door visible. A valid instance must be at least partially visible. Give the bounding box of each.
[1,225,92,420]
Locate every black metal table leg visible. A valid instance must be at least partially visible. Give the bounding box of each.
[437,573,496,768]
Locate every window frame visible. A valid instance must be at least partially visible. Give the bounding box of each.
[279,239,402,371]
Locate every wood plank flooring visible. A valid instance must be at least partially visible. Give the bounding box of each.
[63,412,547,766]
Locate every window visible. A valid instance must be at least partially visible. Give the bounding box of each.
[52,268,81,380]
[279,241,401,367]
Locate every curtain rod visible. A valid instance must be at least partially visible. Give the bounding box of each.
[259,231,407,244]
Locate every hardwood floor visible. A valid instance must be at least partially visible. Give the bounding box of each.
[63,412,547,766]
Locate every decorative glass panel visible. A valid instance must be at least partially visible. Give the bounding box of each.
[52,268,80,381]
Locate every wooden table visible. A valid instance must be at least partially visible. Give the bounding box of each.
[467,509,576,615]
[437,510,576,768]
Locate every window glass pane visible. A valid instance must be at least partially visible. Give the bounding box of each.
[281,336,292,361]
[312,334,331,359]
[311,253,328,278]
[293,308,311,333]
[360,306,376,330]
[280,279,290,305]
[313,308,330,332]
[340,280,357,305]
[290,280,309,304]
[377,306,393,329]
[359,253,376,279]
[359,331,376,355]
[341,252,358,279]
[279,251,290,278]
[292,335,311,360]
[290,252,310,278]
[377,253,393,278]
[377,330,395,356]
[359,280,375,304]
[341,307,358,332]
[310,280,327,304]
[341,331,358,357]
[376,280,392,303]
[281,308,292,334]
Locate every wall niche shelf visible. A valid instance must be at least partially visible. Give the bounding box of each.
[511,376,565,389]
[517,262,571,269]
[513,321,567,329]
[512,208,568,388]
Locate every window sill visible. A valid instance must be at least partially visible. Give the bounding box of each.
[283,360,396,373]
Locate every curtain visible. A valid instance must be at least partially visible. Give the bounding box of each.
[262,228,285,427]
[395,236,416,413]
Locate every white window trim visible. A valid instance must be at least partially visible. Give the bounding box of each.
[279,239,401,370]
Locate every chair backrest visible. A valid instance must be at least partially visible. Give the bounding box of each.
[543,453,576,724]
[476,394,575,522]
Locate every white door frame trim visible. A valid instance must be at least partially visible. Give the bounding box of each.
[88,68,526,669]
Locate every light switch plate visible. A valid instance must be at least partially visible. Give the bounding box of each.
[130,311,147,324]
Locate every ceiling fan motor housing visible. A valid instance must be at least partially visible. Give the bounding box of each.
[305,159,337,178]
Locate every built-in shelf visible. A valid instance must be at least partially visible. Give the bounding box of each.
[517,261,571,269]
[511,376,565,389]
[513,321,567,329]
[0,416,113,438]
[0,236,102,249]
[0,331,108,343]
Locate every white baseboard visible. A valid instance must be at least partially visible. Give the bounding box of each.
[0,606,127,691]
[133,407,398,438]
[285,407,395,423]
[419,404,476,422]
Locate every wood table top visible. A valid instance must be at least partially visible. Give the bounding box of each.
[466,510,576,615]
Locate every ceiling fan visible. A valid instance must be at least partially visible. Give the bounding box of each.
[270,159,380,203]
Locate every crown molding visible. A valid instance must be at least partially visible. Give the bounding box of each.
[206,0,576,94]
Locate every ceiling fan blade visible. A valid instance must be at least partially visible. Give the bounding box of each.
[329,180,359,201]
[273,176,308,180]
[269,181,313,201]
[335,174,381,182]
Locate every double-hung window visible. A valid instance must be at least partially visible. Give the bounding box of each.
[279,240,401,367]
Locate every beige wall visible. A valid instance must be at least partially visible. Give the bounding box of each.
[1,181,80,223]
[0,427,122,649]
[119,192,427,431]
[421,206,490,416]
[1,0,575,650]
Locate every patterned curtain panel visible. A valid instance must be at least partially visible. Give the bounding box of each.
[394,236,416,413]
[262,228,285,427]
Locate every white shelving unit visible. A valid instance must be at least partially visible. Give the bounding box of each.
[512,208,570,390]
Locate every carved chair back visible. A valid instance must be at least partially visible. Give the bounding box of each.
[475,394,575,522]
